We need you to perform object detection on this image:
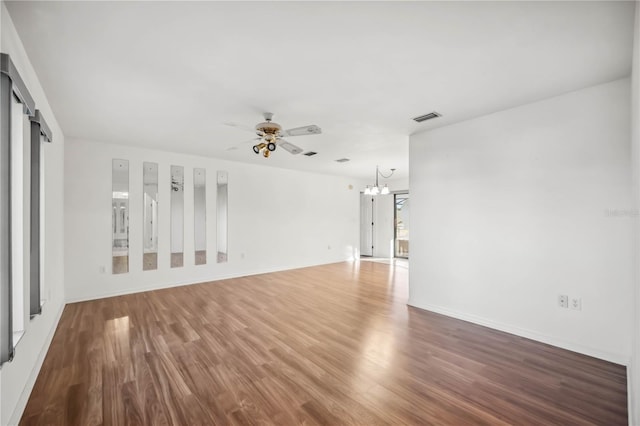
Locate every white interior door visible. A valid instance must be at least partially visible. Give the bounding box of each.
[360,194,374,257]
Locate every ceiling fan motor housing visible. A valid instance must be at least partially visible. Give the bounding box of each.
[255,121,282,138]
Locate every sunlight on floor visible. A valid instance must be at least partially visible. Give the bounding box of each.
[359,257,408,270]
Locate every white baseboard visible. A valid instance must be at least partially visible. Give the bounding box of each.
[66,260,349,304]
[8,300,65,426]
[408,299,630,366]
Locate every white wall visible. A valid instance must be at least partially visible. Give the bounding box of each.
[65,139,361,302]
[409,78,633,365]
[0,2,66,425]
[630,2,640,424]
[385,177,409,193]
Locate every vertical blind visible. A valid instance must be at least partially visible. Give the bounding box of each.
[29,112,52,318]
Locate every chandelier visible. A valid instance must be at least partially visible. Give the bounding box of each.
[364,165,395,195]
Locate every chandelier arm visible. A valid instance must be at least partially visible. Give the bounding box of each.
[365,166,396,195]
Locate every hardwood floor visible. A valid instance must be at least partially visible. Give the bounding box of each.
[21,261,627,425]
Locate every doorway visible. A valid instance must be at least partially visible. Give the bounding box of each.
[360,193,374,257]
[394,193,409,258]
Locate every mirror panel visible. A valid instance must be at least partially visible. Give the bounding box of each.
[217,171,228,263]
[194,168,206,265]
[143,162,159,271]
[112,159,129,274]
[170,165,184,268]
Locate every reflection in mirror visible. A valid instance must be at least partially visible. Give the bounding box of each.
[143,162,159,270]
[170,165,184,268]
[217,171,228,263]
[112,159,129,274]
[194,168,207,265]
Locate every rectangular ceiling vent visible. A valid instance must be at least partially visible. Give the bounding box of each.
[413,112,442,123]
[303,151,317,156]
[335,158,350,163]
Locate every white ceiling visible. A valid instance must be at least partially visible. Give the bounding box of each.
[6,1,635,180]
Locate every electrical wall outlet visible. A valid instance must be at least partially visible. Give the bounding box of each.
[570,297,582,311]
[558,294,568,308]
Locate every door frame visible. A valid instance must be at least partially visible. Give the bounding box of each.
[394,192,409,259]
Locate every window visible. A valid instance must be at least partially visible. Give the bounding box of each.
[1,53,52,365]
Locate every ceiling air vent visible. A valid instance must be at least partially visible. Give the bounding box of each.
[412,112,442,123]
[303,151,317,157]
[335,158,350,163]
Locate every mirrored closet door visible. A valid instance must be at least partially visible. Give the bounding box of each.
[112,159,129,274]
[194,168,206,265]
[170,165,184,268]
[143,162,159,270]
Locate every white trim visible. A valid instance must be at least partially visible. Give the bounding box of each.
[12,330,25,348]
[628,367,634,426]
[66,260,349,304]
[408,299,631,366]
[8,301,64,426]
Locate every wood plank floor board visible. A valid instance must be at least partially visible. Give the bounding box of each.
[20,261,627,425]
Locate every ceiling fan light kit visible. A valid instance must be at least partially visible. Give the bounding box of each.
[253,142,266,154]
[364,166,395,196]
[231,112,322,159]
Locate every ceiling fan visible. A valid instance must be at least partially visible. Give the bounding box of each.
[226,113,322,158]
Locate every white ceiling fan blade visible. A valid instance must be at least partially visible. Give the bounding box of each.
[225,137,260,151]
[223,121,257,134]
[282,125,322,137]
[278,139,304,155]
